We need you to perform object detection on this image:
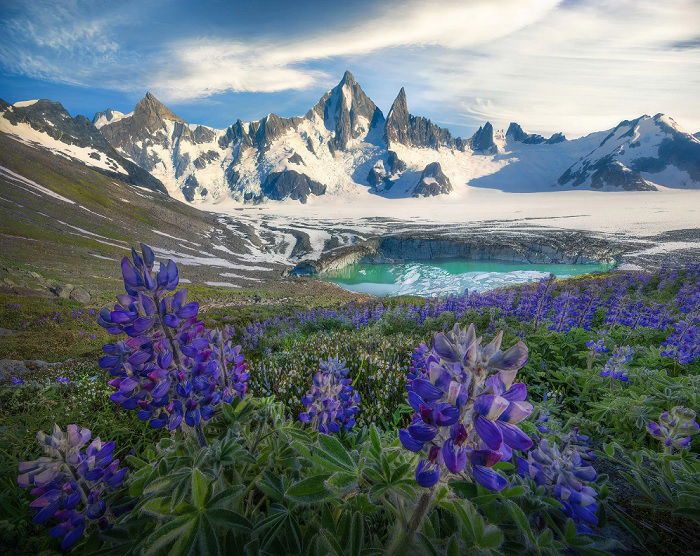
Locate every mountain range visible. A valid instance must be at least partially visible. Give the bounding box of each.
[1,71,699,204]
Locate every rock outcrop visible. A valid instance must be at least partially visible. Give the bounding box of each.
[261,170,326,203]
[506,122,567,145]
[412,162,452,197]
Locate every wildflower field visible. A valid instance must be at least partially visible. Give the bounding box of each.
[1,245,698,555]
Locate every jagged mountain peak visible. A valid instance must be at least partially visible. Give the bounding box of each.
[384,87,457,150]
[506,122,566,145]
[471,122,497,153]
[92,108,129,129]
[307,71,383,149]
[134,92,184,125]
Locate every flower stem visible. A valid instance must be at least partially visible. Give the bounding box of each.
[387,488,435,555]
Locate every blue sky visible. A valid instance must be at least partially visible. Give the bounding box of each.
[1,0,698,137]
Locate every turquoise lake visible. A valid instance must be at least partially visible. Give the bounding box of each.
[321,260,611,297]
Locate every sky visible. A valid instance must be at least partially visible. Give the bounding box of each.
[0,0,698,138]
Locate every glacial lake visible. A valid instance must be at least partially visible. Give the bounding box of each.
[321,260,611,297]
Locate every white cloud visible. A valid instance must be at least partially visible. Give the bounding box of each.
[397,0,700,136]
[152,0,559,100]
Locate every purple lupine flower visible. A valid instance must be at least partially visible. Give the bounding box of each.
[299,357,360,434]
[400,324,532,490]
[600,345,632,382]
[97,244,248,432]
[57,377,70,385]
[517,431,598,533]
[11,376,25,385]
[648,406,699,452]
[17,424,127,550]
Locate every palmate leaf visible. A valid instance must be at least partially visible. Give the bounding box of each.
[285,474,333,503]
[314,434,358,473]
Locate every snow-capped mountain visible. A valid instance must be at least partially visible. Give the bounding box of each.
[3,72,699,204]
[0,98,166,193]
[558,114,700,190]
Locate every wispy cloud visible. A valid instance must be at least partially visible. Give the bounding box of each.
[0,0,122,85]
[0,0,698,136]
[152,0,559,100]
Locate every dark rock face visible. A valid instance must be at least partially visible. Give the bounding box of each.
[193,150,220,169]
[367,160,388,188]
[506,122,566,145]
[384,88,456,149]
[287,152,305,165]
[559,155,656,191]
[261,170,326,203]
[307,70,384,150]
[506,122,544,144]
[546,132,566,144]
[1,99,166,193]
[250,113,301,151]
[387,150,407,175]
[412,162,452,197]
[182,175,200,201]
[470,122,497,153]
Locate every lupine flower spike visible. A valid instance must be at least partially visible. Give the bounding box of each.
[299,357,360,433]
[400,324,532,490]
[17,425,127,550]
[517,430,599,533]
[648,406,699,452]
[97,244,248,432]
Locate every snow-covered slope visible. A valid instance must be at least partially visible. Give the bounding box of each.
[557,114,700,190]
[0,98,166,192]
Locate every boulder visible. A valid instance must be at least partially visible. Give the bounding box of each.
[69,286,91,303]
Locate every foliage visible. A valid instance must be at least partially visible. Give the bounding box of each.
[1,254,699,554]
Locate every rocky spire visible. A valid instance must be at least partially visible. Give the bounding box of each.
[307,70,384,150]
[470,122,497,153]
[384,87,454,149]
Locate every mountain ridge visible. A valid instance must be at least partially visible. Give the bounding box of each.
[3,71,699,203]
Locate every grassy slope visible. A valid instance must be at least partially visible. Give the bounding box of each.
[0,133,367,307]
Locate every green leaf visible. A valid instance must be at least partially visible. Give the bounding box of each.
[317,434,356,472]
[369,424,381,452]
[140,496,172,519]
[257,475,286,502]
[446,534,460,556]
[493,461,514,471]
[480,526,503,549]
[537,528,554,547]
[349,512,364,556]
[191,468,210,510]
[286,474,333,503]
[326,471,357,491]
[197,515,221,556]
[206,508,252,531]
[506,500,535,545]
[144,515,197,556]
[502,486,526,498]
[448,480,477,499]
